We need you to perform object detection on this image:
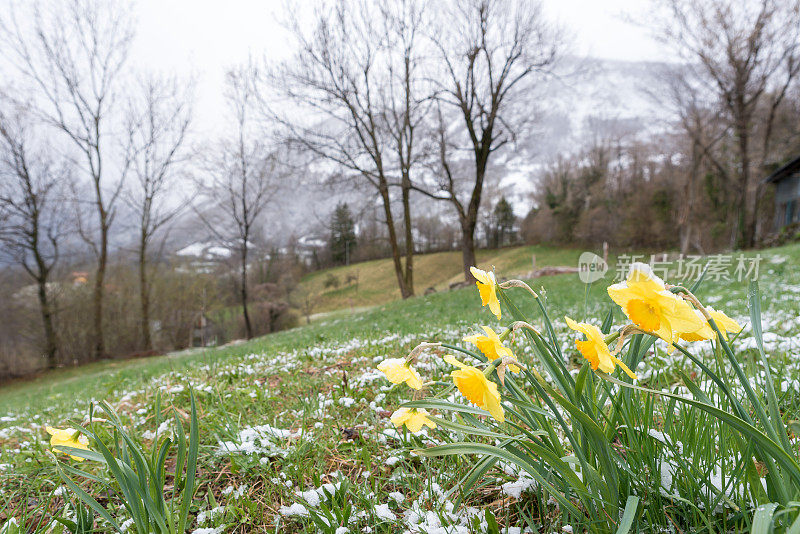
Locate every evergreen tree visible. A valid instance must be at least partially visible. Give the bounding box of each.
[493,197,516,247]
[330,202,357,265]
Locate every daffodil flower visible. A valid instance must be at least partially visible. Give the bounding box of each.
[565,317,637,379]
[377,358,423,390]
[680,308,742,342]
[444,355,504,422]
[46,427,90,461]
[463,326,519,373]
[470,267,501,320]
[390,408,436,433]
[607,262,705,345]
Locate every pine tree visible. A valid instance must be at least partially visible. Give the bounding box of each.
[330,202,357,265]
[493,197,516,247]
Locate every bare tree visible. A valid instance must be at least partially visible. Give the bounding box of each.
[0,0,135,359]
[196,66,280,339]
[262,0,430,299]
[123,75,193,351]
[650,0,800,248]
[652,66,734,253]
[416,0,561,281]
[0,108,70,369]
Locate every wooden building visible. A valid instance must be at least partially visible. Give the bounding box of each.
[765,155,800,230]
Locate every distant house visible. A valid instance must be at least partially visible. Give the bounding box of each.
[71,271,89,285]
[765,154,800,230]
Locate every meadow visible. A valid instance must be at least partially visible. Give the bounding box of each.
[1,244,799,533]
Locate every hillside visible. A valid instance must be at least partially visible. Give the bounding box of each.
[299,244,589,314]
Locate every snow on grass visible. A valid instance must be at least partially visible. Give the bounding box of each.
[2,247,800,532]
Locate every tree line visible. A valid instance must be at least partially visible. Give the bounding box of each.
[523,0,800,252]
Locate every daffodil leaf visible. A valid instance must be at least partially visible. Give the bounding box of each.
[574,361,590,399]
[402,399,496,418]
[601,307,614,334]
[601,374,800,487]
[789,512,800,534]
[451,454,499,507]
[178,389,200,534]
[748,280,792,452]
[615,495,640,534]
[55,446,106,463]
[54,462,122,532]
[752,503,780,534]
[427,415,537,440]
[417,441,586,518]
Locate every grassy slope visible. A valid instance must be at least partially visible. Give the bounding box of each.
[300,244,588,313]
[1,243,799,532]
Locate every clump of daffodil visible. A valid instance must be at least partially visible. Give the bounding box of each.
[46,427,90,461]
[608,262,705,345]
[391,407,436,433]
[470,267,501,320]
[464,326,520,374]
[565,317,637,379]
[377,358,423,390]
[679,307,743,342]
[445,355,504,422]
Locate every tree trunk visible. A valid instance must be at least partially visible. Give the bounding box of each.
[92,224,107,360]
[679,141,700,255]
[36,277,58,369]
[460,219,477,283]
[735,120,753,249]
[138,239,153,351]
[460,151,489,282]
[401,175,414,297]
[240,245,253,339]
[378,181,412,299]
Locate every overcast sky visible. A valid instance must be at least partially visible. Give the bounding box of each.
[132,0,665,136]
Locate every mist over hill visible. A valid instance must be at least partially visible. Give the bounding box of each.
[153,57,672,258]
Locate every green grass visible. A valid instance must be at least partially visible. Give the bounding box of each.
[1,244,799,532]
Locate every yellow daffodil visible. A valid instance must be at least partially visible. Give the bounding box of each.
[680,308,742,342]
[46,427,90,461]
[679,309,713,342]
[565,317,637,379]
[470,267,501,320]
[607,262,705,345]
[463,326,519,373]
[444,355,504,422]
[708,308,743,339]
[390,407,436,433]
[377,358,423,390]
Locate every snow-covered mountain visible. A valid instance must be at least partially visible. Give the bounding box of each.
[490,57,673,213]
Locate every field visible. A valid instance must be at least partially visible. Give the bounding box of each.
[1,244,800,533]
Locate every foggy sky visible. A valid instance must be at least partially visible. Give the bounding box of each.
[131,0,667,137]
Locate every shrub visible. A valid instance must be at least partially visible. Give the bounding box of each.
[323,273,340,289]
